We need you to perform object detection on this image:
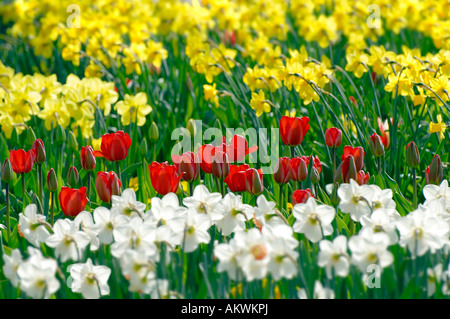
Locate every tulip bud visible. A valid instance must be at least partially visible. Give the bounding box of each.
[356,170,370,185]
[173,152,200,182]
[95,171,121,203]
[369,133,385,157]
[56,125,66,144]
[32,139,46,164]
[342,155,357,183]
[81,146,96,172]
[292,189,313,205]
[139,138,148,157]
[149,122,159,143]
[310,167,320,184]
[212,151,230,179]
[47,168,58,192]
[426,155,443,185]
[1,159,14,183]
[26,127,37,147]
[67,166,79,188]
[274,157,291,184]
[290,157,308,182]
[245,168,263,196]
[186,119,197,138]
[325,127,342,148]
[333,161,344,184]
[406,141,420,168]
[68,131,78,151]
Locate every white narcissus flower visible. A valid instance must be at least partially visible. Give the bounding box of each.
[292,197,335,243]
[348,230,393,272]
[183,185,223,222]
[111,217,157,258]
[253,195,285,227]
[111,188,147,219]
[427,264,443,297]
[17,248,60,299]
[119,249,156,294]
[235,228,271,281]
[45,219,91,262]
[91,206,129,245]
[18,204,51,247]
[423,180,450,208]
[396,206,450,258]
[2,249,23,287]
[370,185,397,213]
[360,208,400,245]
[74,211,100,251]
[338,179,374,222]
[298,281,335,299]
[67,258,111,299]
[318,235,350,278]
[182,208,211,253]
[214,240,242,280]
[215,193,254,236]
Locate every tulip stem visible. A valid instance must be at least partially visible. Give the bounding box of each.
[377,157,381,174]
[279,184,284,214]
[189,182,193,196]
[221,178,225,197]
[290,146,295,158]
[412,168,417,209]
[5,183,11,240]
[21,173,26,211]
[50,191,55,226]
[38,163,43,204]
[116,161,122,190]
[332,148,336,178]
[87,171,91,211]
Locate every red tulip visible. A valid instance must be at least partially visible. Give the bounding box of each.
[197,144,215,174]
[369,133,384,157]
[93,131,132,162]
[10,149,35,174]
[406,141,419,168]
[292,189,313,206]
[59,186,87,217]
[245,168,263,195]
[95,171,121,203]
[172,151,200,182]
[303,155,322,174]
[149,161,184,195]
[289,157,308,182]
[224,135,258,163]
[325,128,342,148]
[81,146,97,171]
[224,164,250,192]
[377,118,391,150]
[341,146,365,171]
[426,155,443,185]
[273,157,291,184]
[341,155,357,183]
[212,151,230,179]
[356,170,370,185]
[279,116,310,146]
[32,139,46,164]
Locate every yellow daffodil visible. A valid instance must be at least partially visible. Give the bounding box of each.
[115,92,152,126]
[250,91,271,117]
[430,115,447,140]
[203,83,219,107]
[129,177,139,192]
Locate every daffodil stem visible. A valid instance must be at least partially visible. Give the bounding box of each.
[50,191,55,226]
[412,168,417,209]
[6,183,11,240]
[21,173,26,211]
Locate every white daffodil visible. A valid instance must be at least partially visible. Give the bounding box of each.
[370,185,397,213]
[214,240,242,280]
[18,204,51,247]
[318,235,350,278]
[119,249,157,294]
[148,192,187,237]
[111,188,147,219]
[338,179,374,222]
[427,264,443,297]
[2,248,23,287]
[348,230,393,272]
[235,228,271,281]
[182,208,211,253]
[298,281,335,299]
[74,211,100,251]
[423,180,450,208]
[292,197,335,243]
[253,195,285,227]
[267,237,298,280]
[17,249,60,299]
[215,193,254,236]
[91,206,129,245]
[183,185,223,222]
[360,208,399,245]
[396,206,449,258]
[67,258,111,299]
[45,219,91,262]
[111,217,157,258]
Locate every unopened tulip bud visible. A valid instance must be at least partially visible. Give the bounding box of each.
[80,146,96,171]
[325,127,342,148]
[369,133,384,157]
[356,170,370,185]
[342,155,357,183]
[186,119,197,138]
[32,139,46,164]
[26,127,37,147]
[139,138,148,157]
[274,157,291,184]
[67,166,79,188]
[68,131,78,151]
[173,152,200,182]
[1,159,14,183]
[290,157,308,182]
[406,141,420,168]
[212,151,230,179]
[56,125,66,144]
[426,155,443,185]
[149,122,159,143]
[245,168,263,196]
[47,168,58,192]
[310,167,320,184]
[95,171,121,203]
[292,189,313,205]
